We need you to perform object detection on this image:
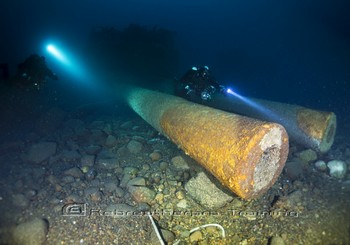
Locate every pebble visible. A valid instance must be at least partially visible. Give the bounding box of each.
[315,160,327,171]
[270,235,286,245]
[159,161,168,171]
[62,176,75,184]
[128,177,146,186]
[123,167,139,176]
[149,151,162,161]
[46,174,60,185]
[171,155,190,170]
[84,145,102,155]
[85,168,97,181]
[105,135,117,147]
[296,149,317,163]
[12,218,49,245]
[127,140,143,154]
[176,199,188,209]
[327,160,347,179]
[185,172,233,209]
[128,186,156,204]
[142,164,150,171]
[104,182,118,194]
[64,167,84,178]
[151,229,175,244]
[96,158,119,170]
[284,161,302,180]
[60,150,81,162]
[190,230,203,242]
[89,129,108,145]
[175,190,185,200]
[65,194,81,203]
[80,154,95,167]
[90,190,103,202]
[114,187,125,198]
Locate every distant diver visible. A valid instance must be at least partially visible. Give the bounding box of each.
[175,66,226,101]
[12,54,58,90]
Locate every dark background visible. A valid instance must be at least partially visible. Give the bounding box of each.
[0,0,349,120]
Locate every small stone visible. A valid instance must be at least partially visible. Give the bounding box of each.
[55,184,62,192]
[105,135,117,147]
[159,162,168,171]
[270,235,285,245]
[96,158,119,170]
[127,140,143,154]
[190,230,203,242]
[128,177,146,186]
[27,142,57,164]
[315,160,327,171]
[123,167,138,176]
[46,175,60,186]
[149,151,162,161]
[175,190,185,200]
[80,165,90,174]
[128,186,156,204]
[62,176,75,184]
[284,161,302,180]
[296,149,317,163]
[327,160,347,179]
[64,167,84,178]
[13,218,49,245]
[115,187,125,198]
[85,168,97,181]
[176,199,187,209]
[185,172,233,209]
[154,193,164,204]
[161,229,175,243]
[171,156,190,170]
[80,155,95,167]
[104,182,118,194]
[84,145,101,155]
[142,164,150,171]
[60,150,81,162]
[90,190,103,202]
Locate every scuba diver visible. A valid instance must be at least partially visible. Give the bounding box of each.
[175,66,226,101]
[12,54,58,90]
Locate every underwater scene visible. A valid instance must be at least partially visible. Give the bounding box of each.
[0,0,350,244]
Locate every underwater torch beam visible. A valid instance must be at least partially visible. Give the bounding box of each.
[126,88,289,199]
[199,94,336,153]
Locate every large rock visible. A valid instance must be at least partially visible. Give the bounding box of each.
[12,218,49,245]
[185,172,233,209]
[27,142,57,164]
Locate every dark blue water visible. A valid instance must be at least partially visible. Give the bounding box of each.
[1,0,349,138]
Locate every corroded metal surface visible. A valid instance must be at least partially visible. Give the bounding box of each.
[127,88,289,199]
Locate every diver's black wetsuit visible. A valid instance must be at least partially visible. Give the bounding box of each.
[175,66,225,101]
